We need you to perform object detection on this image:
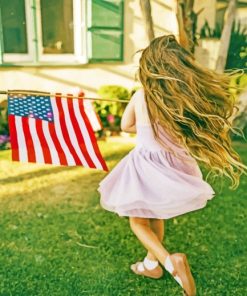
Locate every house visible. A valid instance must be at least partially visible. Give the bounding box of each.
[0,0,246,100]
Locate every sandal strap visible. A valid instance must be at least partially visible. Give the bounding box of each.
[136,262,145,272]
[164,255,175,274]
[143,256,159,269]
[164,255,183,287]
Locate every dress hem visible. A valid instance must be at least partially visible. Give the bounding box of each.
[99,189,215,219]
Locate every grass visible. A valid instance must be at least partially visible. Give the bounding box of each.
[0,139,247,296]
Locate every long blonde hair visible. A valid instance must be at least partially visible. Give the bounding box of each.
[136,34,247,190]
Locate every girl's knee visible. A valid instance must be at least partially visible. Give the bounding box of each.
[150,218,164,224]
[129,217,150,229]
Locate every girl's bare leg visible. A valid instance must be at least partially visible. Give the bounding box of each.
[129,217,169,266]
[129,217,196,296]
[146,219,164,261]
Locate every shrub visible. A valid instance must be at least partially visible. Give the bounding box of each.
[231,74,247,141]
[0,100,8,135]
[200,20,222,39]
[226,21,247,71]
[93,85,130,131]
[199,20,247,71]
[0,135,10,150]
[0,99,10,150]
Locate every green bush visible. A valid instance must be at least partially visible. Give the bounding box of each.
[230,74,247,141]
[226,21,247,71]
[232,105,247,141]
[0,100,8,135]
[200,20,222,39]
[93,85,130,131]
[200,20,247,71]
[0,100,10,150]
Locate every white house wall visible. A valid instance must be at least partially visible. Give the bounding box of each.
[0,0,218,101]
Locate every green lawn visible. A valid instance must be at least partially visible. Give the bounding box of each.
[0,140,247,296]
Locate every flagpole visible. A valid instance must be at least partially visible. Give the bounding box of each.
[0,90,130,103]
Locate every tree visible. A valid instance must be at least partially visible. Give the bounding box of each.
[215,0,237,73]
[139,0,155,42]
[176,0,203,53]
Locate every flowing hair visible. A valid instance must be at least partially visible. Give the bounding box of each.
[136,34,247,190]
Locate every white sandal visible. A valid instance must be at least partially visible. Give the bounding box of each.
[164,253,196,296]
[130,260,164,279]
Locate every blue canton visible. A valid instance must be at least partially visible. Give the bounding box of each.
[8,94,54,122]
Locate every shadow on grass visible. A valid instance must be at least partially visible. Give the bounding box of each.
[0,166,78,185]
[1,145,134,210]
[1,171,100,210]
[1,145,132,185]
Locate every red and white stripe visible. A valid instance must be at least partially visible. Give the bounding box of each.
[8,94,108,171]
[84,99,103,131]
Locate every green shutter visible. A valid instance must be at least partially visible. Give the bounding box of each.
[87,0,124,62]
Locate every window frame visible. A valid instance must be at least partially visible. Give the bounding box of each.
[0,0,124,66]
[35,0,88,64]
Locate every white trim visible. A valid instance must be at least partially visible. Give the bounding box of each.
[74,0,82,59]
[3,0,35,63]
[37,54,78,63]
[86,0,93,59]
[35,0,42,60]
[73,0,88,63]
[81,0,88,63]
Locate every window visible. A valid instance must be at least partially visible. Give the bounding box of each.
[1,0,28,53]
[40,0,74,54]
[0,0,34,62]
[0,0,124,65]
[36,0,87,63]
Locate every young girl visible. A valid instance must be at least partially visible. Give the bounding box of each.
[97,34,247,296]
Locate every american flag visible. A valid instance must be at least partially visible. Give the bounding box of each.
[8,93,108,171]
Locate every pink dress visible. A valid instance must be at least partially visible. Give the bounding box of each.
[97,91,215,219]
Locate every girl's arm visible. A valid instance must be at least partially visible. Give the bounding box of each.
[122,124,136,133]
[120,93,137,134]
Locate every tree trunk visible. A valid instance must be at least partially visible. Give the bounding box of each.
[139,0,155,42]
[176,0,190,51]
[215,0,237,73]
[176,0,197,53]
